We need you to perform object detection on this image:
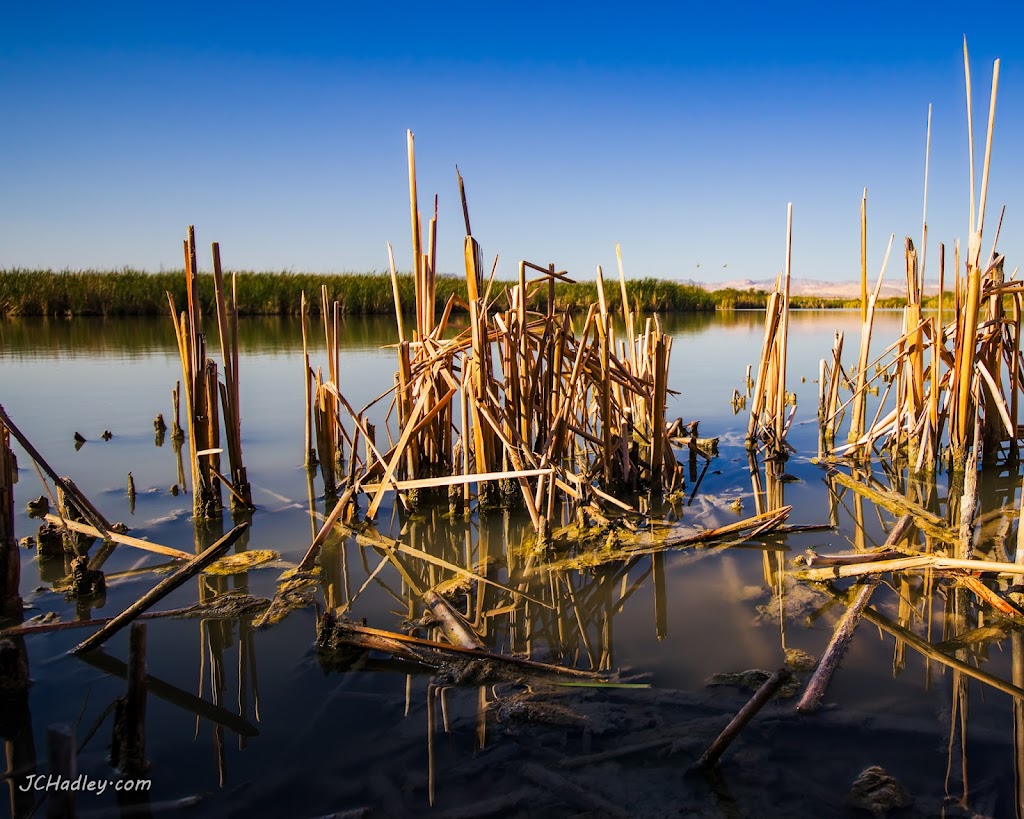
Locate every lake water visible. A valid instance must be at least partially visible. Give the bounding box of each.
[1,311,1021,818]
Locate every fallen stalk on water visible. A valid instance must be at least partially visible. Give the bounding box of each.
[41,514,191,560]
[534,507,793,574]
[818,465,956,544]
[795,553,1024,582]
[694,667,794,769]
[814,582,1024,701]
[317,612,605,682]
[796,578,878,714]
[71,523,249,655]
[1,592,270,637]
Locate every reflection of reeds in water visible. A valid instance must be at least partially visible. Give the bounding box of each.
[812,460,1024,816]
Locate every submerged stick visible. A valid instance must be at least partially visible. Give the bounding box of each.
[695,667,793,769]
[796,578,877,714]
[71,523,249,655]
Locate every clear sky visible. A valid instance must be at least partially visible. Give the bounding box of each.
[2,1,1023,285]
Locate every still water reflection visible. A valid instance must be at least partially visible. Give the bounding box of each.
[1,311,1021,817]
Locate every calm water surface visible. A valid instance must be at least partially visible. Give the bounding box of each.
[1,311,1020,818]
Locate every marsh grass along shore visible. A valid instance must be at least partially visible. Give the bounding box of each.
[0,268,935,316]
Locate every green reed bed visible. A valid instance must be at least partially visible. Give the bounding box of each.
[0,268,938,317]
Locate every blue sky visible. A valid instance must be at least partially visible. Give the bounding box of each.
[2,2,1023,285]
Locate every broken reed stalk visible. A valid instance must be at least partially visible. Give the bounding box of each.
[167,226,222,519]
[796,578,877,714]
[211,244,251,509]
[795,554,1024,582]
[40,514,191,561]
[71,523,249,655]
[774,204,793,447]
[301,291,316,467]
[0,417,21,617]
[320,615,602,679]
[823,332,844,445]
[861,188,868,323]
[848,235,894,449]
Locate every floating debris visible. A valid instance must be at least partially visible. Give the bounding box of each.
[203,549,280,576]
[707,669,800,699]
[783,647,817,672]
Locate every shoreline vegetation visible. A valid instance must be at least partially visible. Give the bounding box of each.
[0,268,947,316]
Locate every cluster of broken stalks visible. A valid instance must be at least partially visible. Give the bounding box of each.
[167,227,253,518]
[808,49,1021,476]
[301,132,684,542]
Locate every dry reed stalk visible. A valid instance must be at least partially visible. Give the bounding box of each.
[861,188,868,323]
[798,553,1024,582]
[847,234,895,450]
[0,419,20,616]
[408,130,422,340]
[918,104,932,285]
[41,514,190,561]
[386,243,406,344]
[166,228,221,518]
[823,332,844,445]
[795,578,877,714]
[301,292,315,467]
[1011,293,1021,464]
[773,204,793,447]
[746,292,782,448]
[211,245,250,508]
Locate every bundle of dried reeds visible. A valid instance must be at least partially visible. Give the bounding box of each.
[820,46,1019,475]
[167,227,252,517]
[310,133,683,538]
[746,205,793,453]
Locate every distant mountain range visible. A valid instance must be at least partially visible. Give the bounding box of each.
[687,277,936,299]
